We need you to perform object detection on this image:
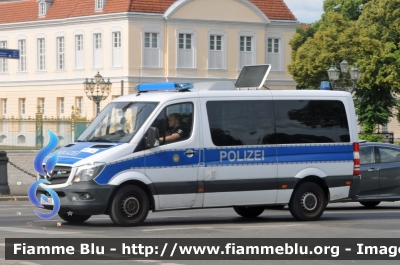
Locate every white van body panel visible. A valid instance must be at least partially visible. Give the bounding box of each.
[40,82,360,223]
[108,170,153,186]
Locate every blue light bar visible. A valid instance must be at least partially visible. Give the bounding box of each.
[134,82,194,92]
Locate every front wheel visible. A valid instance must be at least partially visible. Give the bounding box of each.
[58,213,91,224]
[360,201,381,208]
[289,182,326,221]
[109,185,149,226]
[233,206,264,218]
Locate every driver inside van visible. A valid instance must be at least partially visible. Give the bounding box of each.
[160,113,187,143]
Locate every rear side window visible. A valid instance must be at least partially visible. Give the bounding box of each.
[274,100,350,144]
[378,147,400,163]
[206,100,275,146]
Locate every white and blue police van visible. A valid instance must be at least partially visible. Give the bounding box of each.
[37,65,361,226]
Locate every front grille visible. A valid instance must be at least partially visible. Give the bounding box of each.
[40,165,72,184]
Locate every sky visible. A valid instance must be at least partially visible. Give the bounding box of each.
[284,0,325,24]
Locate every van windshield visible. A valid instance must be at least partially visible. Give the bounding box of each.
[77,101,158,143]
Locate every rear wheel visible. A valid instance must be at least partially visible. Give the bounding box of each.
[289,182,326,221]
[58,213,91,224]
[233,206,264,218]
[109,185,149,226]
[360,201,381,208]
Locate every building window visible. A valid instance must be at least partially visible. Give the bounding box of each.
[2,99,7,115]
[93,33,102,68]
[382,124,388,133]
[57,37,65,70]
[267,38,281,71]
[209,35,224,69]
[143,32,160,67]
[20,99,26,116]
[239,36,254,69]
[39,2,46,16]
[18,40,27,72]
[39,98,45,114]
[178,33,194,68]
[37,38,46,71]
[75,35,84,69]
[95,0,106,11]
[112,31,122,67]
[0,41,8,73]
[76,97,83,115]
[59,98,64,116]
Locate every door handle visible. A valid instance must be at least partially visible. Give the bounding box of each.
[184,149,198,158]
[368,168,379,172]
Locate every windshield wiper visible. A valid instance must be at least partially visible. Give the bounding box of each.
[87,139,112,142]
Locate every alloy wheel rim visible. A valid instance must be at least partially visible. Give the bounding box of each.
[121,196,140,217]
[301,192,318,212]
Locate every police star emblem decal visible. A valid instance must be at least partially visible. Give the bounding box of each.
[173,154,180,163]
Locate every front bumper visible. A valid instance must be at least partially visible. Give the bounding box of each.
[37,180,115,215]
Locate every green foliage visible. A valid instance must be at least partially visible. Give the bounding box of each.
[288,12,358,88]
[354,0,400,91]
[354,86,396,129]
[323,0,370,21]
[358,133,383,142]
[358,121,384,142]
[288,0,400,129]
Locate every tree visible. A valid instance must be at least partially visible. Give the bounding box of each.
[353,0,400,131]
[288,12,358,89]
[288,0,400,133]
[323,0,368,21]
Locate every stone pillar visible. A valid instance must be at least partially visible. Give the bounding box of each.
[0,151,10,195]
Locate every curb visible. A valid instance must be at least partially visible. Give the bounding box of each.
[0,196,29,201]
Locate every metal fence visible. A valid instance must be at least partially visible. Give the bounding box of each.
[0,108,91,150]
[378,132,394,144]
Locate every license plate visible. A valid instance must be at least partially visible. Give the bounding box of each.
[40,197,54,206]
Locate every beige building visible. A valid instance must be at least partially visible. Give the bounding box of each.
[0,0,298,121]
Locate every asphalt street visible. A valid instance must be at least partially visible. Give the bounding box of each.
[1,200,400,265]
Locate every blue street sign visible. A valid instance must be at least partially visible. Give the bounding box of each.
[0,49,19,59]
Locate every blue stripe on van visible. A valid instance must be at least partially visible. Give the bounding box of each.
[95,155,146,184]
[45,142,123,165]
[204,144,353,166]
[277,144,353,163]
[94,144,354,184]
[204,147,277,166]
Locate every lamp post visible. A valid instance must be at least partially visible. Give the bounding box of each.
[327,58,361,93]
[83,72,112,115]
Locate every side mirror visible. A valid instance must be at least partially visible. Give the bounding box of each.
[145,127,160,148]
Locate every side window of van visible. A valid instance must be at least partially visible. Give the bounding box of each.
[206,100,275,146]
[150,102,194,146]
[274,100,350,144]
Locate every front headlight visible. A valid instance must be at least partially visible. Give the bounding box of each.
[73,162,106,182]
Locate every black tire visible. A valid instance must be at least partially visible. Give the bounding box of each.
[233,206,264,218]
[109,185,149,226]
[360,201,381,208]
[289,182,326,221]
[58,213,91,224]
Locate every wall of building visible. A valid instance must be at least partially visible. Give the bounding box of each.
[0,0,298,122]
